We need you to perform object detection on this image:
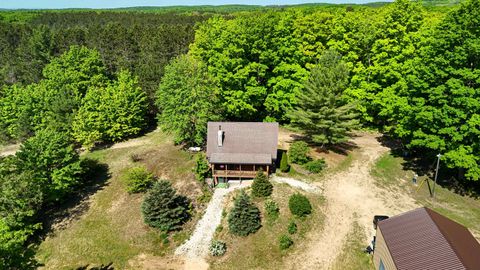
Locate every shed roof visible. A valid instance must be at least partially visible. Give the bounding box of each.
[206,122,278,164]
[378,207,480,270]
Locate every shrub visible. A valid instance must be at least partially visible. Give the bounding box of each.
[141,181,191,232]
[280,151,290,172]
[251,169,273,197]
[228,191,261,236]
[210,240,227,256]
[288,193,312,217]
[279,234,293,250]
[216,225,223,233]
[288,220,297,234]
[122,166,155,193]
[264,199,280,221]
[303,159,326,173]
[130,154,141,162]
[194,153,210,182]
[289,141,310,164]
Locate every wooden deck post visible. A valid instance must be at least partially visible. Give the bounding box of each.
[267,165,269,176]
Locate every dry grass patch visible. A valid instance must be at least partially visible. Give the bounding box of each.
[209,184,325,270]
[36,130,206,269]
[330,222,373,270]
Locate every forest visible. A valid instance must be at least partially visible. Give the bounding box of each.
[0,0,479,267]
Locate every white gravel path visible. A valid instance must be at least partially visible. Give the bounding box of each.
[271,175,321,194]
[175,183,244,259]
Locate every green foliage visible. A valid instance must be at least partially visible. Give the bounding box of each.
[156,55,221,146]
[141,181,191,232]
[264,199,280,222]
[72,70,148,149]
[191,14,309,122]
[15,128,83,202]
[209,240,227,256]
[228,191,261,236]
[288,141,310,165]
[288,193,312,217]
[287,220,297,234]
[303,159,327,173]
[279,234,293,250]
[251,170,273,197]
[288,50,359,146]
[122,166,155,194]
[382,0,480,181]
[194,153,210,182]
[280,152,290,172]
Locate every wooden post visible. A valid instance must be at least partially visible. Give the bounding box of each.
[225,164,228,182]
[267,165,269,176]
[240,164,242,182]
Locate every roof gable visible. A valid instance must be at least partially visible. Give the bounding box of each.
[206,122,279,164]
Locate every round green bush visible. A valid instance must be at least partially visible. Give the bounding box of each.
[279,234,293,250]
[289,141,310,164]
[288,220,297,234]
[264,199,280,221]
[288,193,312,217]
[122,166,155,193]
[210,240,227,256]
[251,170,273,197]
[303,159,327,173]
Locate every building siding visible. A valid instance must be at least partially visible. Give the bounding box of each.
[374,227,397,270]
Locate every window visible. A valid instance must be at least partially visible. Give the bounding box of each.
[379,259,385,270]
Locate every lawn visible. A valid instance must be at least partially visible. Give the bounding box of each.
[36,130,206,269]
[209,184,325,270]
[371,152,480,239]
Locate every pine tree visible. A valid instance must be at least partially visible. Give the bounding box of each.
[251,169,273,197]
[288,50,359,146]
[280,152,289,172]
[228,191,261,236]
[141,181,190,232]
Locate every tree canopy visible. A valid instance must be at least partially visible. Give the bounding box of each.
[156,54,220,146]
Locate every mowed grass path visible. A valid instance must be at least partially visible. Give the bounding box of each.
[372,152,480,239]
[36,130,203,269]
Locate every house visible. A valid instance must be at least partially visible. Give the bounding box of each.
[374,207,480,270]
[206,122,279,185]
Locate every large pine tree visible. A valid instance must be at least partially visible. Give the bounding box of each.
[288,50,359,146]
[141,181,190,232]
[228,191,261,236]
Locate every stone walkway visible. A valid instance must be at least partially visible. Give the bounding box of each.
[271,175,321,194]
[175,182,246,259]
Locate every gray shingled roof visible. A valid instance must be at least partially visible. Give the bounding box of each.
[378,207,480,270]
[206,122,278,164]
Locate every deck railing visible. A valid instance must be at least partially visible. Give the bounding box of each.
[213,170,261,177]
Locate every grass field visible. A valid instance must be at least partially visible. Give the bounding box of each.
[371,152,480,239]
[36,130,206,269]
[209,184,325,270]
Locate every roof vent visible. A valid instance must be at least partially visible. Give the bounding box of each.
[217,125,224,147]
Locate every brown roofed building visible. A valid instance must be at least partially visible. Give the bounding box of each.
[374,207,480,270]
[206,122,279,185]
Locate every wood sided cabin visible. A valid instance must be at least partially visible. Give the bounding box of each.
[206,122,279,185]
[374,207,480,270]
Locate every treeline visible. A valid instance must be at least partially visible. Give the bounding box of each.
[156,0,479,181]
[0,11,209,103]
